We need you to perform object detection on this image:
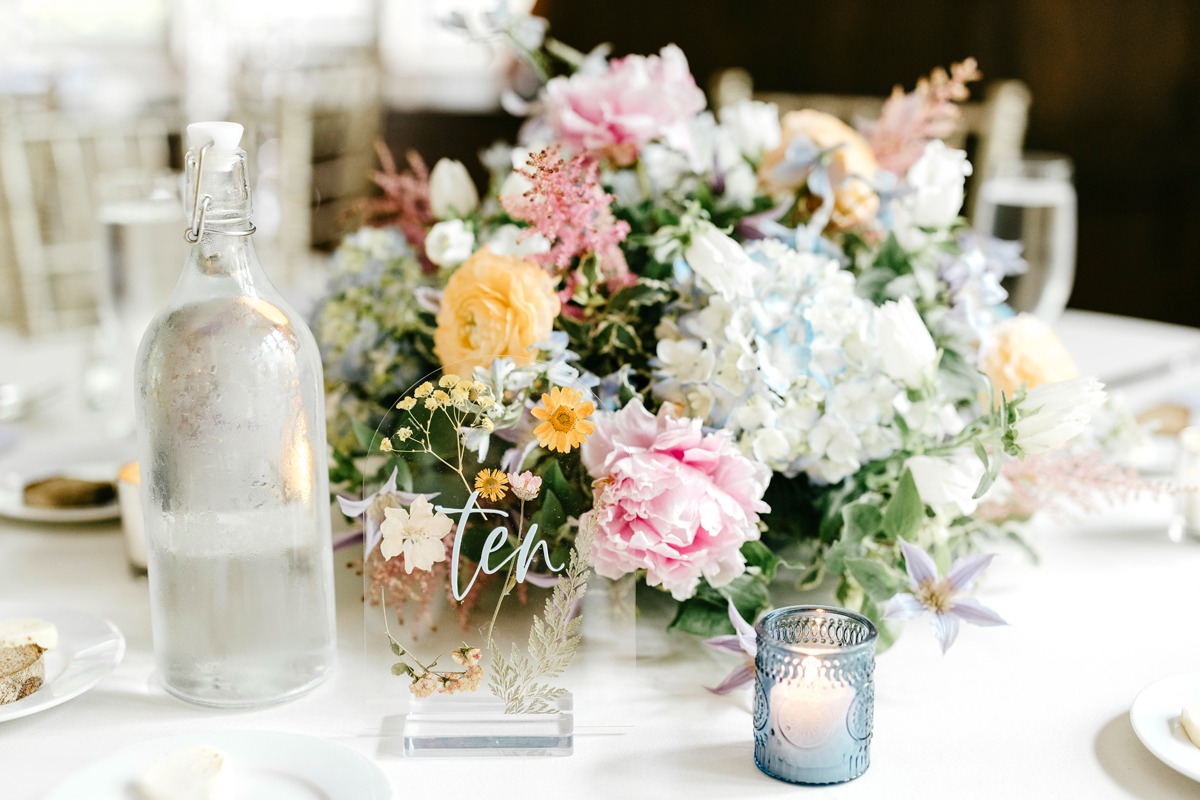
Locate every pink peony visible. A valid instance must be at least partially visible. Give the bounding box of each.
[581,399,771,601]
[539,44,706,165]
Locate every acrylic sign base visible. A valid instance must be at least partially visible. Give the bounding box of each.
[403,692,574,756]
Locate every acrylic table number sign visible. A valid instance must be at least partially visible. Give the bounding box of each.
[345,363,635,756]
[753,606,877,784]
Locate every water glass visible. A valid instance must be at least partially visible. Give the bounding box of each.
[1171,427,1200,543]
[86,170,185,436]
[974,153,1077,323]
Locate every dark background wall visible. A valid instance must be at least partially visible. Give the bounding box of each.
[384,0,1200,327]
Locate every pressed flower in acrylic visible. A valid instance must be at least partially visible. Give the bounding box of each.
[474,468,509,502]
[531,385,595,453]
[379,497,454,574]
[507,470,542,501]
[884,538,1006,653]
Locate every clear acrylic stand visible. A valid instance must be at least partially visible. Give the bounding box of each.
[403,693,574,756]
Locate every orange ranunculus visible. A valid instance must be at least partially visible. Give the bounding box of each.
[981,314,1080,400]
[758,110,880,230]
[434,247,560,375]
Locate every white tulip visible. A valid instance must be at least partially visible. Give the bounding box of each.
[424,219,475,268]
[1010,377,1106,455]
[877,296,939,388]
[904,140,972,229]
[683,225,760,300]
[906,452,986,516]
[428,158,479,220]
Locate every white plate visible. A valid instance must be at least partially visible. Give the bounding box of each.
[1130,672,1200,782]
[0,602,125,722]
[47,730,392,799]
[0,461,121,523]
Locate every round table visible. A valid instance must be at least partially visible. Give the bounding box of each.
[2,310,1200,799]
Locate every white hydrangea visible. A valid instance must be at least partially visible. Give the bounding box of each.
[654,238,906,484]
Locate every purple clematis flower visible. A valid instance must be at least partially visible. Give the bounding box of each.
[884,538,1007,653]
[336,467,437,553]
[704,600,758,695]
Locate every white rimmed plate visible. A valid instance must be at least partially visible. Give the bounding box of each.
[46,730,392,799]
[0,461,121,523]
[1130,672,1200,782]
[0,602,125,722]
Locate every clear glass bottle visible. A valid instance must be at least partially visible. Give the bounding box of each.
[135,122,336,707]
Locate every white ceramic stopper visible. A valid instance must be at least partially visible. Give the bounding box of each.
[186,121,244,170]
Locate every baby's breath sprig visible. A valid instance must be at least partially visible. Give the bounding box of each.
[383,590,484,697]
[383,373,503,493]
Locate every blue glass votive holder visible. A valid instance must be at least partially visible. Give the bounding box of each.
[753,605,878,785]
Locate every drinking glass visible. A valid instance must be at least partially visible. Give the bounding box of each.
[974,153,1077,322]
[86,170,186,436]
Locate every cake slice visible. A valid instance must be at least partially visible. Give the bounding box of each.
[0,644,45,705]
[0,618,58,650]
[1182,704,1200,749]
[137,746,229,800]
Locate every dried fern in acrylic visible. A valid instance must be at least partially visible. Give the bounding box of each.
[487,519,595,714]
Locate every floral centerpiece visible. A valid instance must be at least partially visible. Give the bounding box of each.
[315,9,1119,666]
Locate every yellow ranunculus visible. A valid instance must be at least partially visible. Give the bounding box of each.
[758,110,880,230]
[434,247,560,374]
[981,314,1079,400]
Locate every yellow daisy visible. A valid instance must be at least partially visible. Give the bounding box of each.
[474,468,509,502]
[531,386,595,453]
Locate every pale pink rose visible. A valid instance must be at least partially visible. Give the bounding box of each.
[539,45,707,164]
[581,399,771,601]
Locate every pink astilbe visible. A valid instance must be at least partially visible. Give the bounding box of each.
[357,142,437,271]
[500,146,633,300]
[976,449,1179,522]
[860,58,982,176]
[362,536,494,632]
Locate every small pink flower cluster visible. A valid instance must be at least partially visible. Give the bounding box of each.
[507,470,542,502]
[360,144,436,271]
[860,58,982,176]
[408,648,485,699]
[500,146,633,300]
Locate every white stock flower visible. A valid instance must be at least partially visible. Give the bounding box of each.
[877,296,939,388]
[425,219,476,267]
[683,225,760,300]
[1010,377,1106,455]
[718,100,781,160]
[906,452,986,516]
[905,140,972,228]
[428,158,479,219]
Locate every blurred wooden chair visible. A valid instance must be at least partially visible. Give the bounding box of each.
[710,68,1032,222]
[233,45,382,284]
[0,107,176,335]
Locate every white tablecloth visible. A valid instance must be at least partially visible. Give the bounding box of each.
[3,310,1200,800]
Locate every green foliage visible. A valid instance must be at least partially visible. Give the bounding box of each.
[740,540,784,582]
[668,571,771,638]
[560,277,675,379]
[844,558,905,603]
[883,469,926,540]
